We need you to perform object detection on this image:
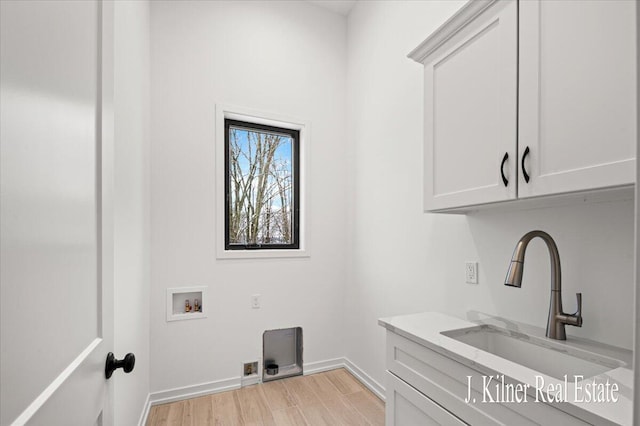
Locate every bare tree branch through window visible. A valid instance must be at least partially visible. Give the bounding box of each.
[225,120,299,249]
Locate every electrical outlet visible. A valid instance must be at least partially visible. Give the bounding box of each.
[251,294,261,309]
[465,261,478,284]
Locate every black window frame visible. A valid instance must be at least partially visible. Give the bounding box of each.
[224,119,300,250]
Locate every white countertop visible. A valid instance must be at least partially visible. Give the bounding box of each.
[379,311,633,426]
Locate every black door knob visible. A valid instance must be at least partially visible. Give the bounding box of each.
[105,352,135,379]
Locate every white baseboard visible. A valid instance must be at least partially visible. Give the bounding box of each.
[303,357,345,375]
[240,374,260,387]
[146,375,240,409]
[343,357,386,401]
[140,376,241,425]
[138,357,385,425]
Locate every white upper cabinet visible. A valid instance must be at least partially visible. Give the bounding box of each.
[412,0,518,211]
[518,0,636,198]
[411,0,636,212]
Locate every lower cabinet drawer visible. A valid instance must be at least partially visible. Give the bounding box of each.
[386,371,466,426]
[386,331,590,425]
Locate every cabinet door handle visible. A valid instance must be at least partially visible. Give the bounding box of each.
[522,146,531,183]
[500,152,509,187]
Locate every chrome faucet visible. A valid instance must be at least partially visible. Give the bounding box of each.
[504,230,582,340]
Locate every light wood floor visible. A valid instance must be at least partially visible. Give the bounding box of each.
[146,368,384,426]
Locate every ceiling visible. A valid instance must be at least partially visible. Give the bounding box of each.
[307,0,357,16]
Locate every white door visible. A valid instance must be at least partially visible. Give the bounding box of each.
[1,1,115,425]
[518,0,637,198]
[422,0,517,211]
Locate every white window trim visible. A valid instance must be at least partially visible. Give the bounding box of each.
[215,104,310,259]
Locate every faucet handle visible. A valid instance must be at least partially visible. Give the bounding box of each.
[573,293,583,327]
[557,292,583,328]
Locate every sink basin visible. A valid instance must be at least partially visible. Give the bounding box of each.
[441,325,624,382]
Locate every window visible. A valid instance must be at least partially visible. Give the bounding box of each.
[224,119,300,250]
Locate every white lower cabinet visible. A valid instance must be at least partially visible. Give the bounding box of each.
[386,371,466,426]
[385,331,590,425]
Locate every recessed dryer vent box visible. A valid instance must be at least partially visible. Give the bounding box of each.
[262,327,303,382]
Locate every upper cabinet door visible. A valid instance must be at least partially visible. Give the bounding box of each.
[422,0,517,211]
[518,0,637,198]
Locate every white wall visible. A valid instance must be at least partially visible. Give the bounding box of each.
[113,1,151,424]
[345,0,636,390]
[149,1,348,393]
